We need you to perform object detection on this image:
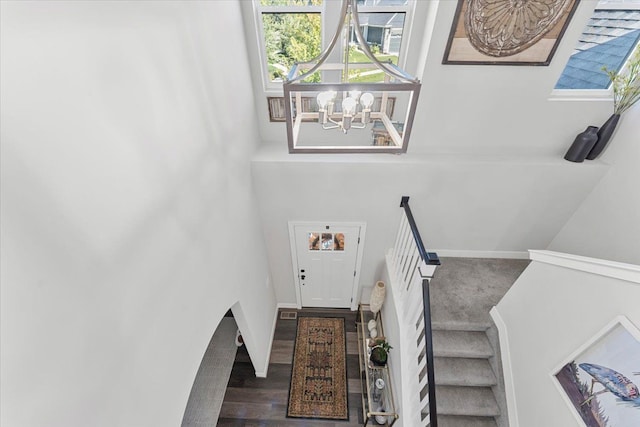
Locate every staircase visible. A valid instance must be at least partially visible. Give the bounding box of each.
[428,257,529,427]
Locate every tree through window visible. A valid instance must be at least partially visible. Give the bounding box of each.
[255,0,412,88]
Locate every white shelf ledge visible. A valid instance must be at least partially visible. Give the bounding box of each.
[528,250,640,284]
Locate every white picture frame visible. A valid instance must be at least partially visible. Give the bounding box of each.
[551,315,640,427]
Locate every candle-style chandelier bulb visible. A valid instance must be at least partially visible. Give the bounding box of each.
[360,92,374,124]
[360,92,374,109]
[341,96,357,131]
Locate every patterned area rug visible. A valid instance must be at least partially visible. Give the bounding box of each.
[287,317,348,420]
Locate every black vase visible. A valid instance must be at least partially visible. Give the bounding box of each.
[564,126,599,163]
[586,113,620,160]
[370,347,387,366]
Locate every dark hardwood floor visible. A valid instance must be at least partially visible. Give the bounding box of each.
[217,308,364,426]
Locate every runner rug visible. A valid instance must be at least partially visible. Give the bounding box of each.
[287,317,348,420]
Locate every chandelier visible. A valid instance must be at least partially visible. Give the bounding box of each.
[283,0,421,154]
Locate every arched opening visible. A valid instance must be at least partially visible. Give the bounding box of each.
[181,308,244,426]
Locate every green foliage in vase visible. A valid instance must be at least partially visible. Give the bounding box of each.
[603,45,640,114]
[376,340,392,354]
[369,337,392,365]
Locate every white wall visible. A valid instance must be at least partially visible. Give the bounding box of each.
[0,2,276,426]
[493,251,640,427]
[252,151,607,305]
[548,105,640,264]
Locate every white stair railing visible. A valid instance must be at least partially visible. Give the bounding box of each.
[387,197,439,426]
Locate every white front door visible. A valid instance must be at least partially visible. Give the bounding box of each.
[290,222,364,309]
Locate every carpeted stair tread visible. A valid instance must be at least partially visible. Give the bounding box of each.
[434,357,497,387]
[429,257,529,328]
[432,330,493,359]
[436,385,500,417]
[438,414,498,427]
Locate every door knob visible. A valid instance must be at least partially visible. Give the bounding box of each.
[301,275,306,280]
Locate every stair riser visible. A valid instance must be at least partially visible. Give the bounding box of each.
[437,415,498,427]
[434,350,494,358]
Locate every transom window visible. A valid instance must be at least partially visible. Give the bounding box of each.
[254,0,413,91]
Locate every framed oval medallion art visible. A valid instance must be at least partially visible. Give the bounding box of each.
[443,0,579,65]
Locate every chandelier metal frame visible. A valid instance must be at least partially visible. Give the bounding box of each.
[283,0,421,154]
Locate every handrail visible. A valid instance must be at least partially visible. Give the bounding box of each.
[400,196,441,266]
[399,196,440,427]
[421,274,438,427]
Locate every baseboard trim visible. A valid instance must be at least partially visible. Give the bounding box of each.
[433,249,529,259]
[276,302,300,309]
[490,306,520,427]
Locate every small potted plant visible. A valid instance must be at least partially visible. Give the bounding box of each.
[369,337,392,367]
[587,45,640,159]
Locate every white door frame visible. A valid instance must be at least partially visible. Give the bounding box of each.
[288,221,366,311]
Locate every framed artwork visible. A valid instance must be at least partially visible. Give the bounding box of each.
[443,0,579,65]
[552,316,640,427]
[267,97,287,122]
